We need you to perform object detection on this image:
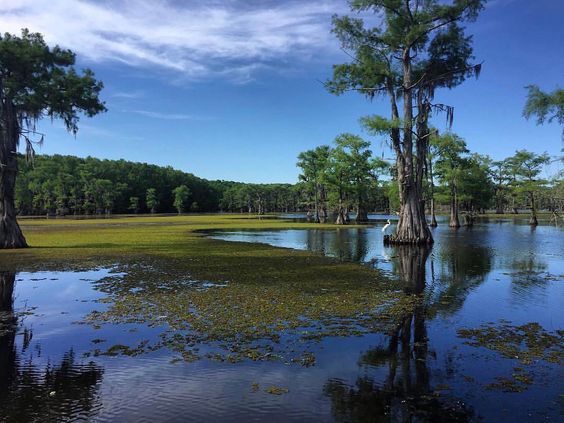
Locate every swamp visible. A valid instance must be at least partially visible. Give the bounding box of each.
[0,214,562,421]
[1,1,563,421]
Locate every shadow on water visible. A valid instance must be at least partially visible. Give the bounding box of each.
[324,246,475,422]
[0,271,104,422]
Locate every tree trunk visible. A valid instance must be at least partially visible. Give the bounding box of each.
[449,187,460,228]
[529,192,538,226]
[495,194,504,214]
[319,206,328,223]
[0,100,28,249]
[335,195,347,225]
[430,198,438,227]
[335,208,347,225]
[314,184,320,223]
[356,207,368,223]
[463,213,474,227]
[429,159,438,227]
[356,204,369,223]
[387,53,433,245]
[389,179,433,244]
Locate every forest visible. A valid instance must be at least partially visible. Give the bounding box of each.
[14,141,562,223]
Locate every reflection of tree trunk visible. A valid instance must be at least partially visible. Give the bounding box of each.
[0,271,15,313]
[393,245,431,294]
[391,245,430,393]
[0,272,17,399]
[413,302,429,393]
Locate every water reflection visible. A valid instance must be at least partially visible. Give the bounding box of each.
[0,220,560,421]
[0,271,104,422]
[324,246,475,422]
[305,228,369,263]
[211,223,562,318]
[427,235,494,316]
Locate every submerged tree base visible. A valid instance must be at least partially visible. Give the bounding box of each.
[384,234,434,245]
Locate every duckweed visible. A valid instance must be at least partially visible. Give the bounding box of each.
[2,215,416,364]
[457,322,564,365]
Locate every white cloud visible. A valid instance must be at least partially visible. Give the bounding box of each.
[126,109,213,120]
[0,0,346,81]
[112,90,145,99]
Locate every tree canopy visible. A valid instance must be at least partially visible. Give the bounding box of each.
[327,0,485,243]
[1,29,106,248]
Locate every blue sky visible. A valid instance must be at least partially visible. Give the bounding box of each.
[2,0,563,183]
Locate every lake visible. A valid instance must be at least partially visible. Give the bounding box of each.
[1,216,562,421]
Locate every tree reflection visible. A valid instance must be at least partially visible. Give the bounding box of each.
[427,236,493,316]
[305,228,370,263]
[324,246,475,422]
[0,271,104,422]
[507,256,552,305]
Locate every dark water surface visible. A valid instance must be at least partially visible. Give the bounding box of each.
[1,217,562,422]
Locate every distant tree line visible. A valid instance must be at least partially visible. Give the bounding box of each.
[13,154,303,216]
[15,154,219,216]
[13,148,561,222]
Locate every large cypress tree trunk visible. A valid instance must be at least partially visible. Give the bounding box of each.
[529,192,538,226]
[0,99,28,249]
[387,53,433,245]
[391,181,433,244]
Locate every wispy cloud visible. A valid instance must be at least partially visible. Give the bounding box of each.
[111,90,145,99]
[1,0,345,81]
[126,110,213,120]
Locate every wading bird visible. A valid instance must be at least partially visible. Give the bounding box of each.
[382,219,391,234]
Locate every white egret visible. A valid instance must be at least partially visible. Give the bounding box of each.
[382,219,392,234]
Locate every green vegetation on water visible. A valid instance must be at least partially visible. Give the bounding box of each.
[1,214,417,363]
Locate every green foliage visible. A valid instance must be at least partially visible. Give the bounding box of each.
[506,150,551,199]
[172,185,191,214]
[129,197,140,214]
[327,0,484,239]
[360,116,402,137]
[297,137,389,220]
[433,132,469,191]
[523,85,564,126]
[0,29,105,151]
[146,188,159,214]
[431,132,494,212]
[297,146,332,217]
[15,155,224,215]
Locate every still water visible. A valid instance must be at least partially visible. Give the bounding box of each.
[0,217,562,421]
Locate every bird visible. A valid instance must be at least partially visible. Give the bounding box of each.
[382,219,391,234]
